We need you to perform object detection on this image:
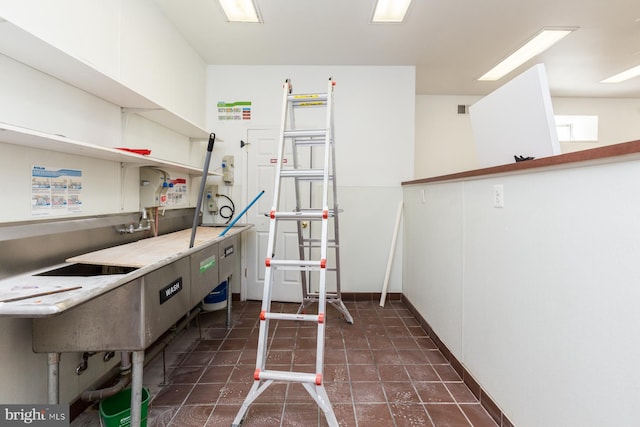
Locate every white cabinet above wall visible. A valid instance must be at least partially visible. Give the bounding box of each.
[0,17,209,139]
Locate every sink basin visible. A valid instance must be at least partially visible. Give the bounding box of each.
[36,263,137,277]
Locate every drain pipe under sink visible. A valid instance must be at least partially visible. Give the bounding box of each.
[80,351,132,401]
[79,307,203,402]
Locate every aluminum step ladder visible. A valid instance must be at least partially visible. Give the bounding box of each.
[232,78,352,427]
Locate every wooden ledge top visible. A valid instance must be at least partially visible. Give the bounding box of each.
[402,139,640,186]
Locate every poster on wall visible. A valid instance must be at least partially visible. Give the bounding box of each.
[31,166,83,217]
[217,101,252,121]
[165,178,188,207]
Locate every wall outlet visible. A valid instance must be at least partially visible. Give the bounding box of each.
[493,184,504,208]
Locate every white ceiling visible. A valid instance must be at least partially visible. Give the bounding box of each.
[154,0,640,98]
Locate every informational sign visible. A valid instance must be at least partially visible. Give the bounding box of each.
[165,179,188,207]
[31,165,83,217]
[217,101,252,121]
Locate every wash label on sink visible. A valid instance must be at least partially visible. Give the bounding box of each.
[159,277,183,304]
[199,255,216,273]
[224,245,234,258]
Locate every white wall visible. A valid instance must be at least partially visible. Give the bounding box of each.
[415,95,640,179]
[415,95,481,178]
[403,157,640,426]
[206,65,415,294]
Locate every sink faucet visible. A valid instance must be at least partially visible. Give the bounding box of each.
[116,209,154,234]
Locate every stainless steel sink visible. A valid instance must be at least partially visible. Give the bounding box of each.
[32,257,190,352]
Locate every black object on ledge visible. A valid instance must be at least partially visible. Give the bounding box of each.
[514,155,535,162]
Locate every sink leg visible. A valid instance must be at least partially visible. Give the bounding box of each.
[226,275,232,329]
[130,350,144,427]
[47,352,60,404]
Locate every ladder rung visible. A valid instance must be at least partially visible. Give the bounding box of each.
[266,258,325,268]
[276,266,322,272]
[261,311,323,323]
[299,208,336,217]
[295,267,336,272]
[300,245,339,250]
[256,369,321,384]
[292,101,327,107]
[293,137,327,146]
[288,93,328,104]
[304,293,341,300]
[301,239,338,246]
[270,210,329,220]
[284,129,327,139]
[280,169,328,180]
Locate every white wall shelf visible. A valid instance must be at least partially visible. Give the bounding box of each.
[0,122,219,176]
[0,18,209,139]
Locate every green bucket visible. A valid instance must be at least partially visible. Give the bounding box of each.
[99,387,150,427]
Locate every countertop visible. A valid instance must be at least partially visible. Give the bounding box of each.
[0,225,251,317]
[402,139,640,186]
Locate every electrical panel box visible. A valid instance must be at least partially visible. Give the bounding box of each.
[222,155,234,185]
[206,185,218,213]
[140,168,168,209]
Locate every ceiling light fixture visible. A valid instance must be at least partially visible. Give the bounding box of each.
[218,0,261,23]
[478,28,576,81]
[601,64,640,83]
[371,0,413,23]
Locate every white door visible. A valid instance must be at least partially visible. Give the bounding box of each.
[245,128,309,302]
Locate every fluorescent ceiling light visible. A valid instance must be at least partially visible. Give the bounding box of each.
[372,0,412,23]
[601,64,640,83]
[478,28,575,81]
[218,0,261,23]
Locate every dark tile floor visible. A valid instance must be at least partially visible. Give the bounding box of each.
[72,300,498,427]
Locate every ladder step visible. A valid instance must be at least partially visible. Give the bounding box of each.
[300,245,339,251]
[280,169,330,180]
[304,293,341,300]
[299,208,337,216]
[283,129,327,139]
[301,239,339,248]
[288,93,328,106]
[266,258,326,268]
[270,265,326,272]
[293,137,327,147]
[255,369,322,385]
[297,267,336,272]
[270,209,334,220]
[260,311,323,323]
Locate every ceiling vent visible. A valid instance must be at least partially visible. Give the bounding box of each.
[457,105,469,115]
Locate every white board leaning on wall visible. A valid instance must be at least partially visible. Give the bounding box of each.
[469,63,561,168]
